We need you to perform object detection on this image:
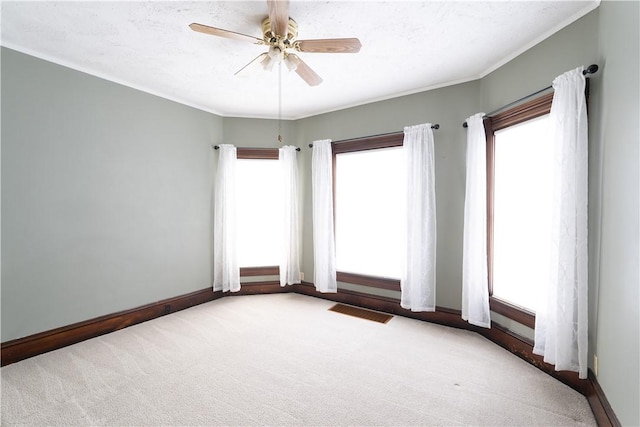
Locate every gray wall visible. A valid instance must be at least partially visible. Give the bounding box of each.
[296,3,639,423]
[481,4,639,423]
[591,1,639,424]
[479,10,599,112]
[296,81,480,309]
[479,5,599,343]
[1,48,222,341]
[220,116,303,283]
[222,117,295,149]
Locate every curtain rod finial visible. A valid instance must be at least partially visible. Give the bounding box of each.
[584,64,599,75]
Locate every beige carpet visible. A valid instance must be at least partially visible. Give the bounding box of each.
[1,293,596,426]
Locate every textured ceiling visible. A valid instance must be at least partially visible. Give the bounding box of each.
[1,1,599,119]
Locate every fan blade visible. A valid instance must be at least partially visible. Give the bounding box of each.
[297,38,362,53]
[267,0,289,37]
[189,23,263,44]
[291,55,323,86]
[235,53,269,77]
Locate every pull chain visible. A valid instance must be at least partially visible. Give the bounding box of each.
[278,61,283,143]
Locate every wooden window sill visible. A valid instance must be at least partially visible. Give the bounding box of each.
[240,266,279,277]
[336,271,401,291]
[489,296,535,329]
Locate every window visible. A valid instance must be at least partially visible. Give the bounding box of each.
[234,148,282,273]
[486,93,554,326]
[492,115,551,313]
[333,133,404,290]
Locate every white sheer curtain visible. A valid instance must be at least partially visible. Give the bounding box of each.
[312,139,337,293]
[213,144,240,293]
[462,113,491,328]
[279,145,301,286]
[401,124,436,312]
[533,66,589,379]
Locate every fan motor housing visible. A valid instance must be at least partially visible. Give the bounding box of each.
[262,17,298,48]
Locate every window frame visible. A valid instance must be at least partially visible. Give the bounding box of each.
[332,132,404,291]
[235,147,280,278]
[484,92,554,328]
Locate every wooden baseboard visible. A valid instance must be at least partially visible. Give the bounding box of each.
[1,281,285,367]
[296,282,586,391]
[1,280,619,426]
[300,283,572,380]
[585,370,622,427]
[295,281,470,329]
[237,280,290,295]
[295,281,618,426]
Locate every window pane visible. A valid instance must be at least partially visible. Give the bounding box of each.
[335,147,405,278]
[492,115,552,312]
[236,159,282,267]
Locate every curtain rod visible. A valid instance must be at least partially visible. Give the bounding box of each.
[212,145,300,151]
[462,64,599,128]
[308,124,440,148]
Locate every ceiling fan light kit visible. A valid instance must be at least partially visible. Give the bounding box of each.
[284,54,300,72]
[190,0,361,86]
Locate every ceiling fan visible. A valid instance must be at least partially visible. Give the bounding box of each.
[189,0,362,86]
